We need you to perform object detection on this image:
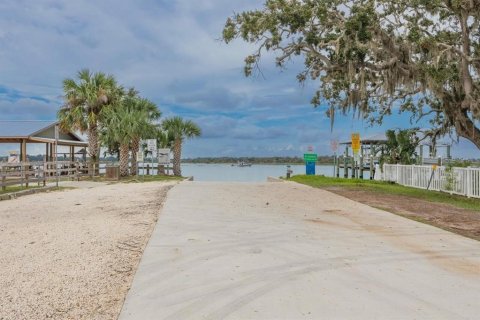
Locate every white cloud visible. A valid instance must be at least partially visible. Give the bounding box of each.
[0,1,477,158]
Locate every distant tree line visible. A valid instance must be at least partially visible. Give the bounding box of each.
[183,156,335,165]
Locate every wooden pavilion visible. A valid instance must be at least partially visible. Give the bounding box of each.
[0,120,88,162]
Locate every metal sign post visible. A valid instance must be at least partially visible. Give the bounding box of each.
[330,139,339,177]
[146,139,157,176]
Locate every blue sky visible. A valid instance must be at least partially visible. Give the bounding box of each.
[0,0,478,158]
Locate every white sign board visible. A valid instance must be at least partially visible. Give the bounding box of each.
[157,148,171,165]
[8,151,19,164]
[146,139,157,152]
[136,152,144,162]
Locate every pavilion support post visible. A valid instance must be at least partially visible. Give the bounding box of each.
[49,143,54,176]
[49,143,54,161]
[21,139,27,162]
[44,143,49,181]
[21,139,28,187]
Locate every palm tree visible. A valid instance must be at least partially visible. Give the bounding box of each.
[101,105,156,177]
[124,97,161,175]
[58,69,121,174]
[162,116,201,176]
[155,128,174,175]
[380,129,419,166]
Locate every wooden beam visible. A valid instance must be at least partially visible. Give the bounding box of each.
[49,143,54,161]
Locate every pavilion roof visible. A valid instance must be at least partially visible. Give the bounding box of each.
[340,133,387,145]
[0,120,87,146]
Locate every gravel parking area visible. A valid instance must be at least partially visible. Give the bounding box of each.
[0,181,176,320]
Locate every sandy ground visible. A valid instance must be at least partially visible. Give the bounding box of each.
[0,181,177,320]
[120,181,480,320]
[325,187,480,241]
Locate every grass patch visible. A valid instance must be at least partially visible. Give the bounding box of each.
[290,175,480,211]
[0,185,41,195]
[0,185,72,196]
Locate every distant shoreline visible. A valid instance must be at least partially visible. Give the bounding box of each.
[182,156,335,165]
[182,162,334,166]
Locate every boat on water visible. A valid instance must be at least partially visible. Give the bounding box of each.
[231,161,252,167]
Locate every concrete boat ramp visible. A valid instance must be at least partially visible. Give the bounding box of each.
[120,181,480,320]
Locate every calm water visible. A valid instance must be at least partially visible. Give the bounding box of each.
[135,163,371,181]
[181,163,339,182]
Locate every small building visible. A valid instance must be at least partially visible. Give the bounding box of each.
[339,133,387,157]
[0,120,88,162]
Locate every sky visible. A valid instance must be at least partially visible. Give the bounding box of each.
[0,0,478,158]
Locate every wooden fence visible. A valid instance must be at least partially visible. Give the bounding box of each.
[383,164,480,198]
[0,161,89,190]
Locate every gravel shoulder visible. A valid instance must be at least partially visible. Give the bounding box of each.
[0,181,177,320]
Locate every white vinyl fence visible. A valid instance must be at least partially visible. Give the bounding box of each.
[383,164,480,198]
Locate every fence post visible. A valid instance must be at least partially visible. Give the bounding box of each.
[42,163,46,186]
[1,173,5,191]
[36,166,40,187]
[410,165,413,187]
[466,168,472,198]
[20,163,24,188]
[25,169,29,188]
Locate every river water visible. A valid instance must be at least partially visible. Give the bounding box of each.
[134,163,371,181]
[181,163,338,182]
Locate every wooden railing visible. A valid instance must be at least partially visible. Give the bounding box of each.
[0,161,90,190]
[1,160,175,191]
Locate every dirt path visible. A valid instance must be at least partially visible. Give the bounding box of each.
[120,181,480,320]
[0,181,177,320]
[325,187,480,241]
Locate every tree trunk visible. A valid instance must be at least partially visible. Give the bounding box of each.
[119,144,130,177]
[130,137,140,176]
[443,98,480,148]
[453,110,480,149]
[172,139,182,177]
[87,124,99,176]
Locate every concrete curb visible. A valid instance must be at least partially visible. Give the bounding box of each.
[0,186,59,201]
[267,176,284,182]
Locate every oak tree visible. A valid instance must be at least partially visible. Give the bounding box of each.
[223,0,480,148]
